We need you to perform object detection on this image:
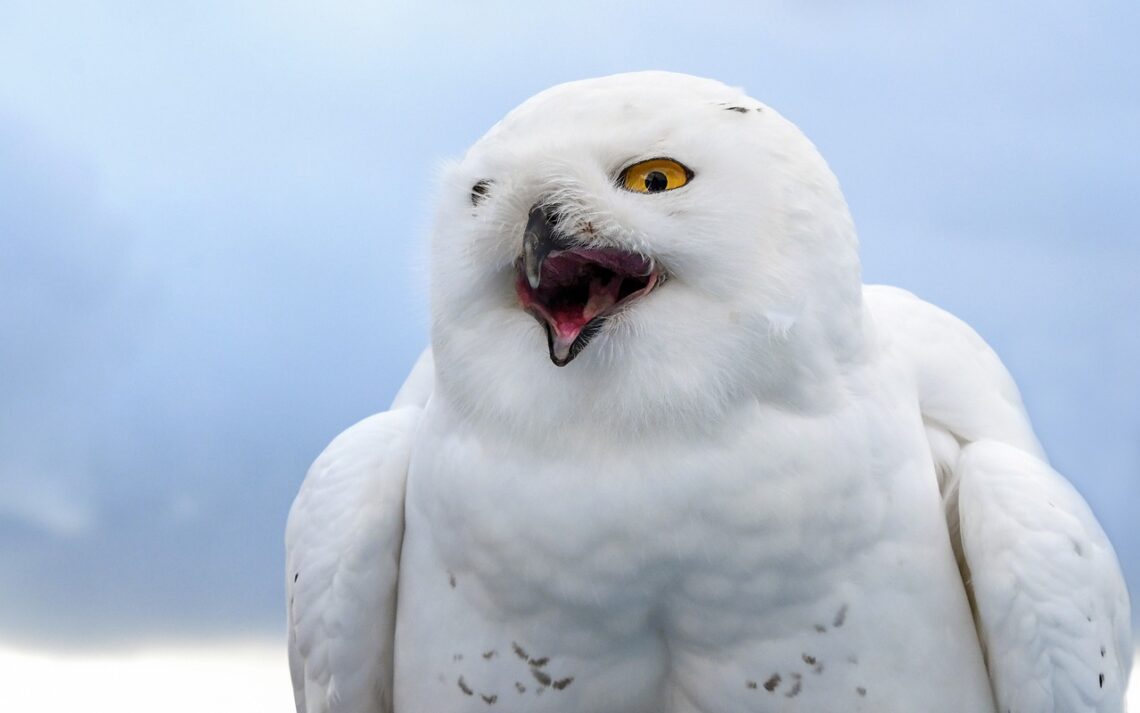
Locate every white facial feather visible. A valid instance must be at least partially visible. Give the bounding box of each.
[429,72,865,448]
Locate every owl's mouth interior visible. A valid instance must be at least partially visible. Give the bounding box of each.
[516,247,659,366]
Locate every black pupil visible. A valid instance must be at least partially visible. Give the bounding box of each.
[644,171,669,193]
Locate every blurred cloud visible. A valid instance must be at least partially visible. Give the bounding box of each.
[0,0,1136,653]
[1,641,292,712]
[0,117,141,542]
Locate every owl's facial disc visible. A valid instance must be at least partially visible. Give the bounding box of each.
[515,205,660,366]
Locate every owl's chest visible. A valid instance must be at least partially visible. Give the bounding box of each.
[396,390,993,712]
[404,388,924,634]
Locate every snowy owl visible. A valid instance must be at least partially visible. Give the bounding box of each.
[285,72,1132,712]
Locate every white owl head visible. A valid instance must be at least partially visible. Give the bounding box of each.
[429,72,866,443]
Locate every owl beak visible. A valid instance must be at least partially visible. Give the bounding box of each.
[516,203,661,366]
[522,205,573,289]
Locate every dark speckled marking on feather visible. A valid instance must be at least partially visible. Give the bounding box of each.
[833,604,848,627]
[528,656,549,668]
[531,668,552,687]
[512,642,529,661]
[785,678,802,698]
[481,693,497,704]
[552,677,574,690]
[746,680,758,690]
[763,674,781,692]
[856,686,867,697]
[483,650,496,660]
[458,676,473,696]
[725,106,749,113]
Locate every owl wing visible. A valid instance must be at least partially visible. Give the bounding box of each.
[285,349,433,713]
[865,285,1132,713]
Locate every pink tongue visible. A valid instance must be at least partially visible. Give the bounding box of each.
[549,274,621,362]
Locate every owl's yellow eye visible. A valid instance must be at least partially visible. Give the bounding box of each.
[619,158,693,194]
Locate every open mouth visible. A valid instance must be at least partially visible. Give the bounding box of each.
[515,206,660,366]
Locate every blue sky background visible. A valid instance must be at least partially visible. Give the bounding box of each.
[0,1,1137,652]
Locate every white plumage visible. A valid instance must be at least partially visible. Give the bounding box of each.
[286,72,1131,712]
